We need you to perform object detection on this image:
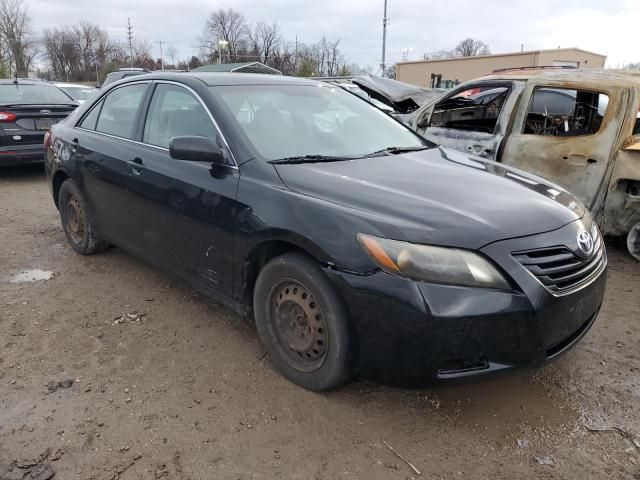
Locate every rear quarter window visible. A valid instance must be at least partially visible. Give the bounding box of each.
[79,99,103,130]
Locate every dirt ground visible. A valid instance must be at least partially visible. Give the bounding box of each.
[1,165,639,480]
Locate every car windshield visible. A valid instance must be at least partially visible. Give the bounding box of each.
[61,86,97,101]
[0,83,73,104]
[214,84,425,160]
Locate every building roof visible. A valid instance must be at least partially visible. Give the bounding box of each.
[191,62,282,75]
[398,47,607,66]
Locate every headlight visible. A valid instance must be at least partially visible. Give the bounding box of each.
[357,234,511,290]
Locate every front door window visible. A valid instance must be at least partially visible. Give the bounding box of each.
[429,85,510,134]
[143,84,217,149]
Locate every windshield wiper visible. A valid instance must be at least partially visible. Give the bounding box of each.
[364,146,430,158]
[268,154,357,165]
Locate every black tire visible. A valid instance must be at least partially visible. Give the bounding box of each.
[253,252,356,391]
[58,179,109,255]
[628,223,640,261]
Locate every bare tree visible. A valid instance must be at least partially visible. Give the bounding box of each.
[269,41,296,75]
[196,8,362,75]
[248,21,281,64]
[42,22,120,82]
[292,37,351,77]
[326,39,343,76]
[42,27,77,81]
[454,38,490,57]
[201,8,248,62]
[423,49,455,60]
[0,0,38,76]
[166,45,178,67]
[131,38,153,68]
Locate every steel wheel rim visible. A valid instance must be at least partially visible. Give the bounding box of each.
[65,194,85,244]
[270,280,329,372]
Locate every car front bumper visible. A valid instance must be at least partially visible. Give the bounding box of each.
[326,222,607,385]
[0,144,45,167]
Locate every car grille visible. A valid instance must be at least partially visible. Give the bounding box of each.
[512,228,606,294]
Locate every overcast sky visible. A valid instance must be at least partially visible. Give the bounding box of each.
[29,0,638,71]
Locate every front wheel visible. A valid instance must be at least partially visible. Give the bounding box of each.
[253,253,356,391]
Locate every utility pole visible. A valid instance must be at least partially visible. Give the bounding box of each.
[127,18,134,67]
[156,40,164,70]
[381,0,389,77]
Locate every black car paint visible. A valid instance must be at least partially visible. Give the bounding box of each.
[45,73,606,384]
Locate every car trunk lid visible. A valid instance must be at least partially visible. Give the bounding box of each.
[0,104,77,147]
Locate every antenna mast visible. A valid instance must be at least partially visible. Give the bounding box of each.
[381,0,389,76]
[127,18,134,67]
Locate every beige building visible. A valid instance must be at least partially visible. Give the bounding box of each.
[396,47,607,88]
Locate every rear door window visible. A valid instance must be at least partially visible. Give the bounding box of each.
[95,84,147,139]
[429,85,509,134]
[143,83,216,149]
[524,87,608,136]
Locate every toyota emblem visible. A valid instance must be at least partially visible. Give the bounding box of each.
[577,230,594,257]
[40,109,51,115]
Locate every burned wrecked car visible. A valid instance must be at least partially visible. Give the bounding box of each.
[321,75,444,124]
[412,68,640,260]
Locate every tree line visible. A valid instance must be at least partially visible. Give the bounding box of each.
[0,1,367,83]
[422,38,492,61]
[198,8,365,77]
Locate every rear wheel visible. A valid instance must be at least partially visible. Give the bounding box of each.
[253,253,356,391]
[58,179,108,255]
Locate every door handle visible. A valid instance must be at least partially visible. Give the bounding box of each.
[128,158,143,176]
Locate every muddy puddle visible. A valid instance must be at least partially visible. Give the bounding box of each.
[6,269,54,283]
[430,374,579,443]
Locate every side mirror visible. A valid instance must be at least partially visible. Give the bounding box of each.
[169,136,226,164]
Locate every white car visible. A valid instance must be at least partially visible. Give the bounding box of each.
[54,83,99,104]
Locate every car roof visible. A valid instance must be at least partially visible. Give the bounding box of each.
[481,68,640,89]
[114,71,323,87]
[54,83,97,89]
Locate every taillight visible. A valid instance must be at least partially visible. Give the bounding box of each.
[44,131,51,150]
[0,111,17,123]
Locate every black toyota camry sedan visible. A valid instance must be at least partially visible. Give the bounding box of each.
[45,73,607,390]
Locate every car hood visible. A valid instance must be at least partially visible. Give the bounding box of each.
[274,147,585,250]
[352,76,443,114]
